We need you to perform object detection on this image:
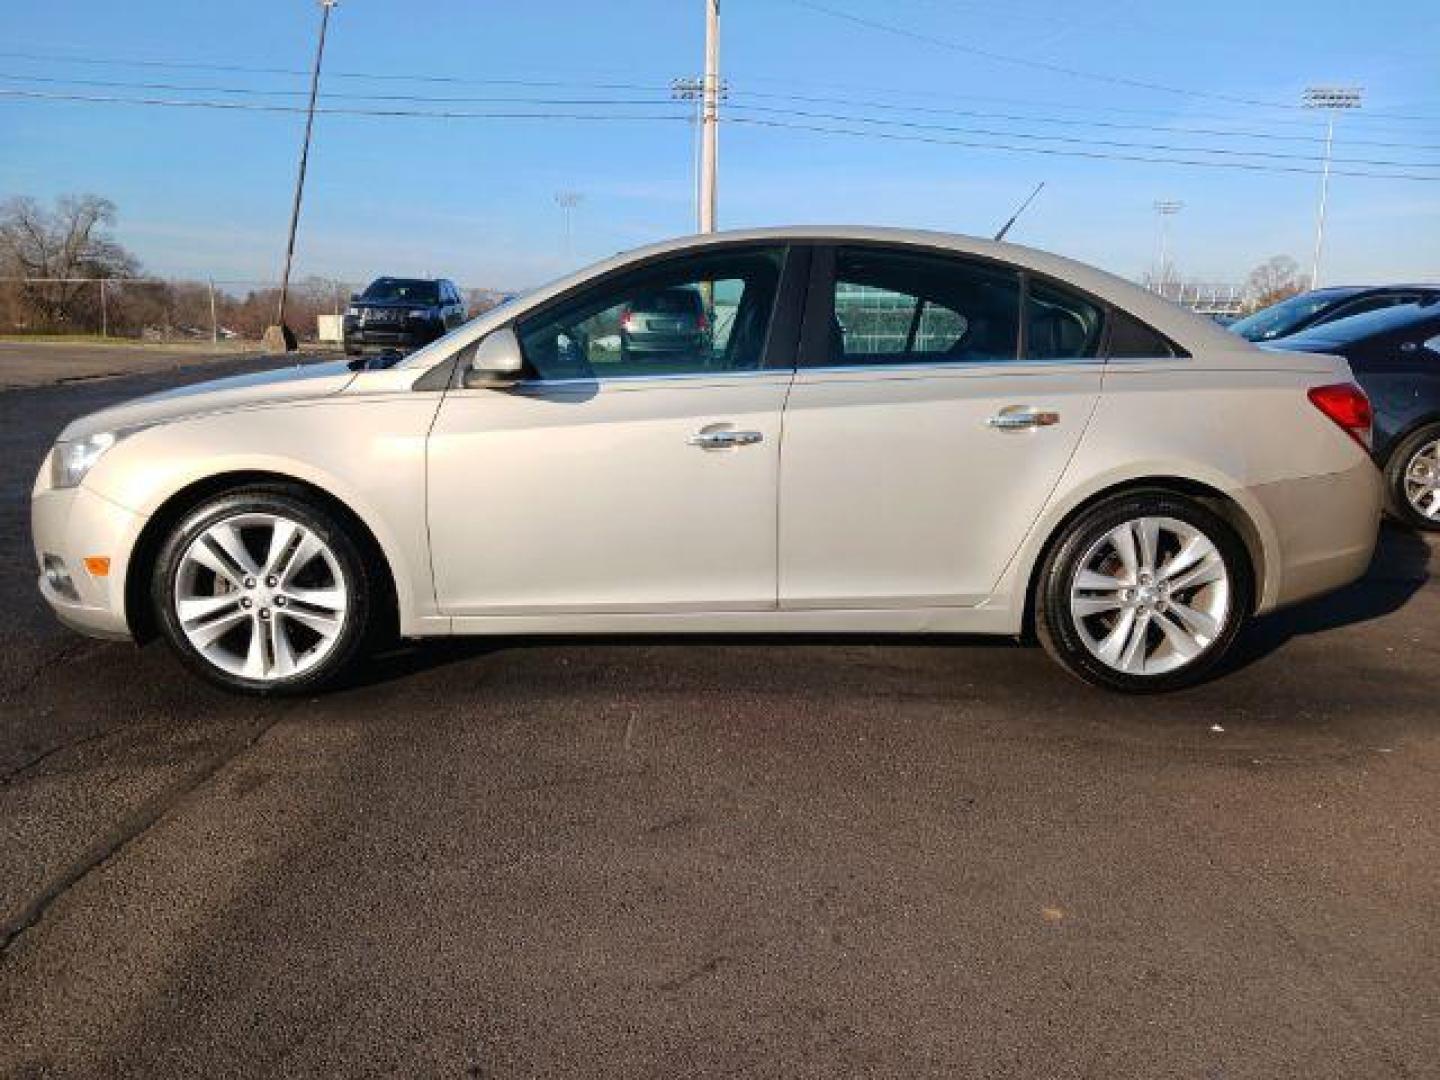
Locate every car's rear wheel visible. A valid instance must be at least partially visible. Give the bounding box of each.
[1034,492,1252,693]
[151,486,373,695]
[1385,424,1440,531]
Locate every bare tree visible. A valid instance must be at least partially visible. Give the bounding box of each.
[1245,255,1303,311]
[0,193,139,331]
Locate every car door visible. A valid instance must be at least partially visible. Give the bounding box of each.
[778,244,1104,610]
[427,244,805,615]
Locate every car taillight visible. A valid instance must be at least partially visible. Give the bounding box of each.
[620,308,634,330]
[1307,382,1372,449]
[697,311,709,332]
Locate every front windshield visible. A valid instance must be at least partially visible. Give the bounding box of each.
[361,278,439,304]
[1230,291,1349,342]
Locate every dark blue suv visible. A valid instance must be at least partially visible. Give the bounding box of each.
[344,277,467,355]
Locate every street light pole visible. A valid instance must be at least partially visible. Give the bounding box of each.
[1303,86,1362,290]
[699,0,720,234]
[270,0,337,352]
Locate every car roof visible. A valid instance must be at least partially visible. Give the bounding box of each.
[1321,283,1440,292]
[401,226,1257,367]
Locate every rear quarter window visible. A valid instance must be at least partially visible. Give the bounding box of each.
[1107,310,1181,358]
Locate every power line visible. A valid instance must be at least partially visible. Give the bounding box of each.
[724,115,1440,182]
[8,43,1439,130]
[7,85,1438,182]
[736,71,1440,133]
[782,0,1316,112]
[782,0,1440,125]
[0,88,692,123]
[7,72,1438,163]
[724,103,1440,170]
[728,89,1440,153]
[0,73,679,108]
[9,71,1439,152]
[0,48,676,93]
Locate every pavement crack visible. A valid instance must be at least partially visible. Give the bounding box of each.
[0,710,282,960]
[0,724,121,786]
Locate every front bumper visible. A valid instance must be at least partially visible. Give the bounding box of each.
[343,319,443,352]
[31,461,146,641]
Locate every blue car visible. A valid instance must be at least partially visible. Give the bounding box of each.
[1231,284,1440,343]
[1267,300,1440,530]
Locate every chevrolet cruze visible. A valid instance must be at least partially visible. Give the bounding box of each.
[32,228,1382,694]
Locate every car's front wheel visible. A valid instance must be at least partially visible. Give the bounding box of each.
[1034,492,1252,693]
[151,485,373,694]
[1385,424,1440,531]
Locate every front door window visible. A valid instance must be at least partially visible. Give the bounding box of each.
[517,248,786,379]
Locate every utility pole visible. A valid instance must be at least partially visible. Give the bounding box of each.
[672,74,728,232]
[1303,86,1362,289]
[1152,200,1183,298]
[699,0,720,234]
[267,0,337,353]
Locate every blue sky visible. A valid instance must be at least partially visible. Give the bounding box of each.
[2,0,1437,290]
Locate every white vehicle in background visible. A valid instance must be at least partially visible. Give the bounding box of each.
[33,228,1381,695]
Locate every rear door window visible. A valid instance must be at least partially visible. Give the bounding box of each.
[825,247,1020,366]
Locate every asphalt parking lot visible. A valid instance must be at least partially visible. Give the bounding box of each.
[1,356,1437,1078]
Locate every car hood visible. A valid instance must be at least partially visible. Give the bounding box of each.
[58,360,358,441]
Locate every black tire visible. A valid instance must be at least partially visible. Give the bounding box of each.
[1382,423,1440,532]
[151,485,374,696]
[1034,491,1253,694]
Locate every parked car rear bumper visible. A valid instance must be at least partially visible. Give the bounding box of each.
[1250,456,1382,612]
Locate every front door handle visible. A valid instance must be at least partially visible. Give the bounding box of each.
[987,407,1060,431]
[688,429,764,449]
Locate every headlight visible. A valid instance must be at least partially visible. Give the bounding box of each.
[408,308,433,320]
[345,305,361,317]
[51,430,128,489]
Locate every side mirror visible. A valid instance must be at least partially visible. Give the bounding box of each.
[461,327,525,389]
[350,292,361,302]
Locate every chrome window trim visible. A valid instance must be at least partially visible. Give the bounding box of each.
[507,368,793,391]
[797,356,1109,376]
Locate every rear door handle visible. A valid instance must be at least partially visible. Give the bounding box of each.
[688,429,764,449]
[987,407,1060,431]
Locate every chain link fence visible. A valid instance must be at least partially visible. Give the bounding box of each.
[0,277,510,344]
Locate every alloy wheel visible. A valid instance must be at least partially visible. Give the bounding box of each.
[1068,515,1231,676]
[173,512,349,681]
[1403,438,1440,522]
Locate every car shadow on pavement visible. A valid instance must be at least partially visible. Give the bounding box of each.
[1225,522,1433,673]
[347,524,1434,697]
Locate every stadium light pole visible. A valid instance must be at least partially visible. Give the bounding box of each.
[269,0,337,353]
[555,191,583,259]
[1303,86,1362,289]
[1153,200,1183,298]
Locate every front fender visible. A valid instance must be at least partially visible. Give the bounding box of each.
[83,397,446,635]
